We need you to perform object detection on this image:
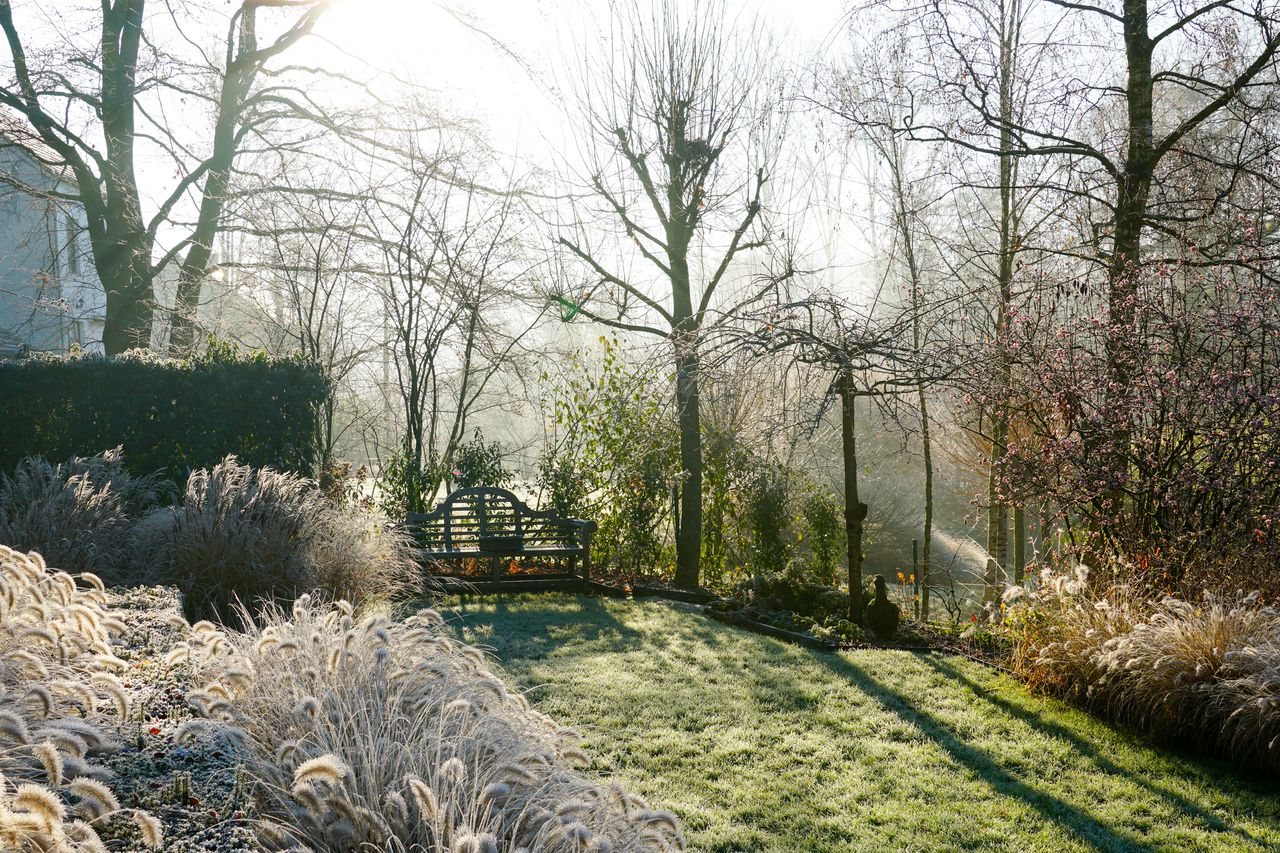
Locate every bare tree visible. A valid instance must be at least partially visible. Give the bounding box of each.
[233,168,384,468]
[556,0,788,588]
[0,0,331,353]
[371,128,541,514]
[742,296,935,622]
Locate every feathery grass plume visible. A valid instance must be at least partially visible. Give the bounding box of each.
[60,755,114,782]
[33,728,87,759]
[1004,572,1280,773]
[13,781,65,829]
[32,742,62,786]
[53,680,98,715]
[131,807,163,848]
[174,719,214,746]
[67,776,120,819]
[292,754,350,789]
[43,719,106,753]
[407,776,439,822]
[0,449,172,578]
[99,684,129,719]
[193,597,686,852]
[132,457,418,625]
[452,832,500,853]
[165,643,191,666]
[0,711,30,744]
[479,782,510,807]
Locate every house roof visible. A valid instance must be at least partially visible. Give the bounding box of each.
[0,109,75,184]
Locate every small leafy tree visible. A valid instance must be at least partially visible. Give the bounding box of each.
[746,463,791,584]
[536,337,678,574]
[452,430,512,490]
[801,489,845,588]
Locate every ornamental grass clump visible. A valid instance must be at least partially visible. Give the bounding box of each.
[188,595,687,851]
[0,545,162,851]
[135,456,418,624]
[1005,566,1280,772]
[0,449,172,578]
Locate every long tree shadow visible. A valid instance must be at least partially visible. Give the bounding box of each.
[441,592,649,659]
[811,652,1162,852]
[918,654,1275,847]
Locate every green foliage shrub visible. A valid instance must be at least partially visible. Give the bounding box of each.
[535,337,678,573]
[801,490,844,587]
[700,420,756,586]
[745,463,791,581]
[0,347,330,482]
[452,429,512,489]
[375,450,433,518]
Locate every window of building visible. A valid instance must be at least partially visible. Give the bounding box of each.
[64,213,79,274]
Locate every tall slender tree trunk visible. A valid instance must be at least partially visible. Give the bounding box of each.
[169,7,259,355]
[669,224,702,588]
[985,0,1019,602]
[1013,505,1026,584]
[919,386,933,619]
[983,413,1009,600]
[839,370,868,622]
[888,138,935,623]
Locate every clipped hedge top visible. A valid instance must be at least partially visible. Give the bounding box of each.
[0,347,330,480]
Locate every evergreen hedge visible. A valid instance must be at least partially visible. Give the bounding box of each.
[0,349,330,480]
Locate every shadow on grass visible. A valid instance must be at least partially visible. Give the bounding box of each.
[810,647,1280,852]
[442,593,1278,851]
[809,651,1151,852]
[443,592,648,657]
[917,654,1276,847]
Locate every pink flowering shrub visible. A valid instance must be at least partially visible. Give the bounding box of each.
[980,264,1280,599]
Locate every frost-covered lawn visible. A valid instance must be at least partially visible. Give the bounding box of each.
[442,593,1280,853]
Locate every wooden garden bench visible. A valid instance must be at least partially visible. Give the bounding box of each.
[403,486,596,590]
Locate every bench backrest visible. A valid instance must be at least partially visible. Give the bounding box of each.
[405,486,591,553]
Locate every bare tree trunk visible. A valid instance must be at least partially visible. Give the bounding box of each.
[839,371,868,622]
[984,0,1019,603]
[919,386,933,620]
[1013,504,1026,584]
[674,346,703,588]
[99,229,154,354]
[169,5,255,354]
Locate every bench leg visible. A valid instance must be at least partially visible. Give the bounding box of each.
[490,556,501,581]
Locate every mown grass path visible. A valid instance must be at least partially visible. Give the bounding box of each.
[441,593,1280,852]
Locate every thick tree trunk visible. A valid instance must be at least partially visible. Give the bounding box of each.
[99,229,154,354]
[1098,0,1155,528]
[673,346,702,589]
[839,371,868,623]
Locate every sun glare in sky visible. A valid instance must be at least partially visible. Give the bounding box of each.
[316,0,847,157]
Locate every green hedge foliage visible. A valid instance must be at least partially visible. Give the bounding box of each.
[0,349,330,480]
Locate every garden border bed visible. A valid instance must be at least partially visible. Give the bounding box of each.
[702,606,840,651]
[630,583,719,604]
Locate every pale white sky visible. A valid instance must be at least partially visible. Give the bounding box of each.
[309,0,852,171]
[295,0,881,308]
